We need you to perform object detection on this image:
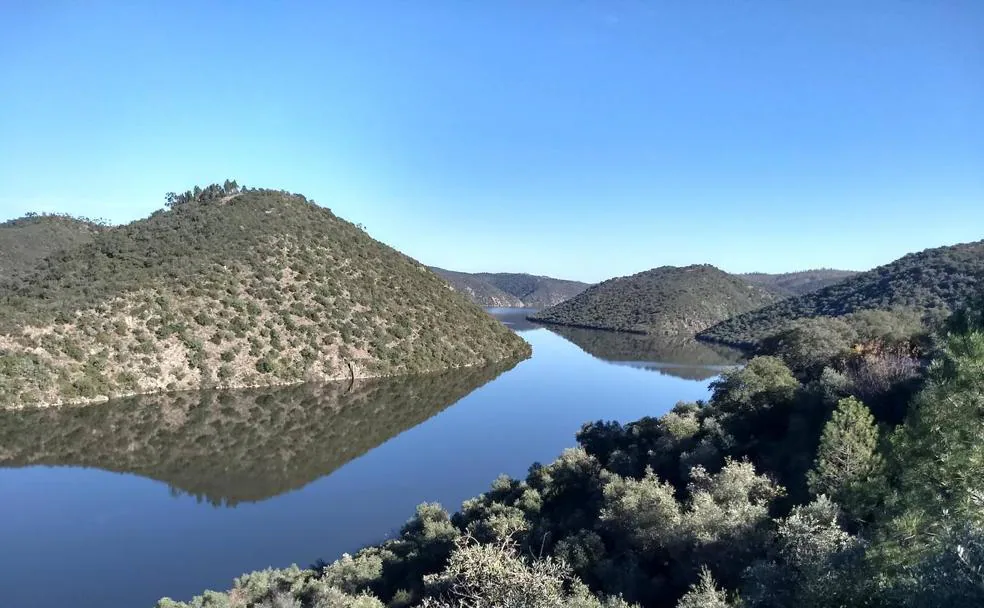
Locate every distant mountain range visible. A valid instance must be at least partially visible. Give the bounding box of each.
[529,264,780,336]
[699,240,984,348]
[430,267,589,308]
[740,269,860,297]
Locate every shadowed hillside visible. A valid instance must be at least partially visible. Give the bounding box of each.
[700,240,984,348]
[530,264,778,336]
[0,361,517,505]
[431,267,588,307]
[0,214,106,281]
[0,184,529,407]
[740,269,859,297]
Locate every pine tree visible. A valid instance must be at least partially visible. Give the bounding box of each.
[676,567,731,608]
[807,397,884,521]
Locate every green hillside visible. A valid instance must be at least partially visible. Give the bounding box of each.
[740,269,859,297]
[0,213,105,281]
[699,239,984,348]
[0,361,514,505]
[0,184,529,408]
[529,264,779,336]
[431,267,589,307]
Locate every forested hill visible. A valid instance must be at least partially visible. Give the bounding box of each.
[740,269,859,297]
[430,267,589,307]
[0,214,106,281]
[699,239,984,348]
[0,183,529,408]
[529,264,779,336]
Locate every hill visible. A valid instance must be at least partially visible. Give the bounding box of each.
[429,267,523,306]
[0,361,514,505]
[528,264,779,336]
[430,267,589,307]
[699,239,984,348]
[0,184,530,408]
[740,269,859,297]
[0,213,106,281]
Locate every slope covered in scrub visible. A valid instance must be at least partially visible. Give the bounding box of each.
[0,184,529,407]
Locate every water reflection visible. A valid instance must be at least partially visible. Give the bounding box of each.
[0,361,517,506]
[484,307,542,332]
[540,324,743,380]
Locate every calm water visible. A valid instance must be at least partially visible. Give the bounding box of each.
[0,309,739,608]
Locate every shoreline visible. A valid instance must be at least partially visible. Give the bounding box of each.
[2,349,532,411]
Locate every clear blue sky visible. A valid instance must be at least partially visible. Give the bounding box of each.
[1,1,981,283]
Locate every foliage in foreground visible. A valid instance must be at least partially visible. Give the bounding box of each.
[160,298,984,607]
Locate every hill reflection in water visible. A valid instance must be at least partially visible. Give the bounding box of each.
[0,360,517,506]
[541,324,743,380]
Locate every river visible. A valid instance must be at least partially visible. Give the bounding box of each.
[0,308,740,607]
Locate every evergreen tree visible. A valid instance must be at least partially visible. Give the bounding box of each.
[676,568,731,608]
[806,397,884,522]
[869,304,984,604]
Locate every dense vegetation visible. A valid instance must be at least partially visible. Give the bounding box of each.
[430,268,589,308]
[158,296,984,608]
[739,269,859,298]
[530,265,778,336]
[0,213,106,281]
[700,240,984,348]
[0,361,514,506]
[0,183,529,407]
[542,324,743,381]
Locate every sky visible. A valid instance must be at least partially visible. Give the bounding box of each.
[0,1,981,283]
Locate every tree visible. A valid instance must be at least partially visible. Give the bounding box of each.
[599,467,681,554]
[421,538,631,608]
[893,315,984,525]
[676,568,731,608]
[742,497,864,608]
[806,397,884,522]
[707,356,802,456]
[866,302,984,600]
[761,317,857,376]
[709,356,800,418]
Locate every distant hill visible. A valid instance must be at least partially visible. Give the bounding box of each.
[430,268,523,307]
[430,267,589,307]
[0,214,106,281]
[0,184,529,407]
[699,240,984,348]
[740,269,859,297]
[529,264,779,336]
[0,361,515,505]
